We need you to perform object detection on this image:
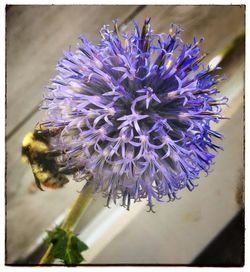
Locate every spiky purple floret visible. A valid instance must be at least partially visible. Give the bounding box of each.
[41,19,227,211]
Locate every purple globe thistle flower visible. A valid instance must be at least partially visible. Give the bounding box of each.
[41,19,227,211]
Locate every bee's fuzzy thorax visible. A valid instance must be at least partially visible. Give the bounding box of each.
[21,128,69,190]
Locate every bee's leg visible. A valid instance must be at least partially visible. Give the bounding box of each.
[59,166,86,175]
[58,167,76,175]
[46,150,64,158]
[34,175,44,191]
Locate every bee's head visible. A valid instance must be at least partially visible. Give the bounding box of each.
[33,129,51,144]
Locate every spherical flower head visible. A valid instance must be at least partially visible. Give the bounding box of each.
[41,19,227,211]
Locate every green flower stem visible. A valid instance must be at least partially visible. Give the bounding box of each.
[39,182,93,265]
[61,183,93,231]
[39,243,54,264]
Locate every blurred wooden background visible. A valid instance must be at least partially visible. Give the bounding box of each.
[6,5,245,264]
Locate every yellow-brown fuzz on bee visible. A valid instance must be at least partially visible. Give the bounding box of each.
[22,132,49,163]
[21,128,69,190]
[22,132,49,152]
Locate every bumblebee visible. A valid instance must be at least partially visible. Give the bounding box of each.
[21,125,69,191]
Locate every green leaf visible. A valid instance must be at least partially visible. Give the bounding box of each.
[46,227,88,265]
[73,234,88,252]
